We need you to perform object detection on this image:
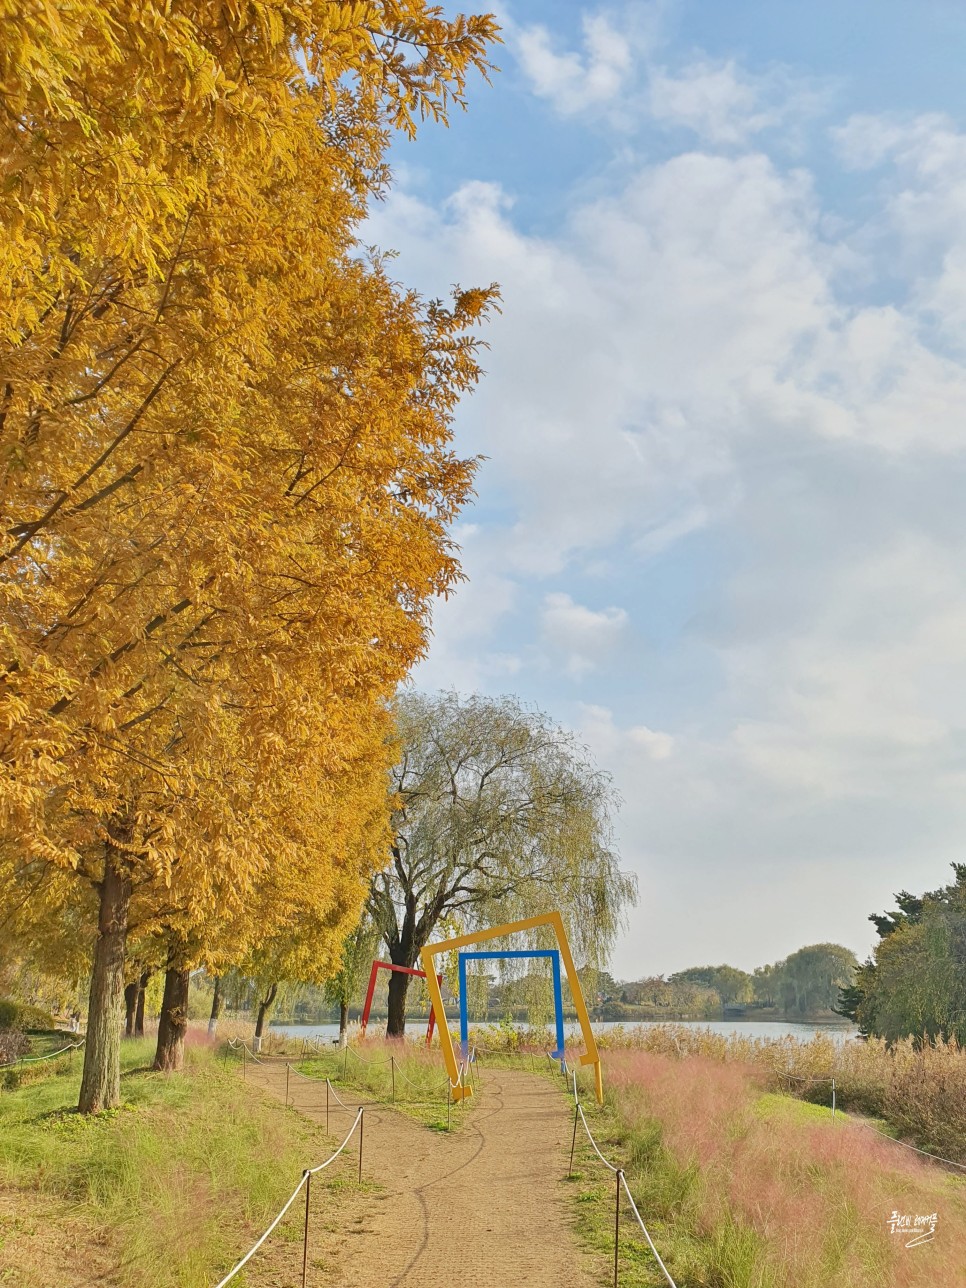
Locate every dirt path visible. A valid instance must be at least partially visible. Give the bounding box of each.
[247,1059,602,1287]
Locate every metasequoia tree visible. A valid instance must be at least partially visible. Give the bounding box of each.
[368,691,638,1036]
[199,719,393,1060]
[101,687,395,1072]
[0,2,499,1110]
[0,854,95,1016]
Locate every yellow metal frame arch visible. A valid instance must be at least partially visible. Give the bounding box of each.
[420,910,604,1103]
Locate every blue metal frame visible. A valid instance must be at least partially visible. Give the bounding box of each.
[458,949,566,1062]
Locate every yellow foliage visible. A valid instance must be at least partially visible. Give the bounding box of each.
[0,0,499,1033]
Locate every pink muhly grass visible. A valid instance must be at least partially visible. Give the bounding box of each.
[602,1049,966,1288]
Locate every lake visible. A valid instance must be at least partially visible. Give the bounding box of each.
[271,1018,858,1045]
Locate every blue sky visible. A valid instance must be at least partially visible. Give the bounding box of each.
[367,1,966,978]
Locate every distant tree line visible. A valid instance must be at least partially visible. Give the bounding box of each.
[607,943,858,1021]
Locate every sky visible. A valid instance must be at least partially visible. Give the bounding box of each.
[365,0,966,979]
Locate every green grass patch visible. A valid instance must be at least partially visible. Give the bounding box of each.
[565,1097,750,1288]
[291,1040,474,1132]
[0,1039,367,1287]
[754,1091,842,1125]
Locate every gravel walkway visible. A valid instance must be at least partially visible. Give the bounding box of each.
[247,1059,601,1287]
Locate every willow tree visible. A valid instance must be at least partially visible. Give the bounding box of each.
[0,2,499,1110]
[369,692,637,1036]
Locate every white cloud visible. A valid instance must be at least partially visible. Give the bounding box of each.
[832,111,954,172]
[579,704,674,761]
[515,13,633,116]
[511,6,825,145]
[541,593,628,678]
[649,59,772,144]
[386,95,966,974]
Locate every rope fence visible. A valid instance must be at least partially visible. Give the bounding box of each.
[557,1062,678,1288]
[777,1068,837,1117]
[280,1047,472,1138]
[212,1107,364,1288]
[776,1068,966,1170]
[229,1029,966,1288]
[235,1034,679,1288]
[854,1117,966,1172]
[0,1039,84,1069]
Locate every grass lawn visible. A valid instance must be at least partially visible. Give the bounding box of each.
[0,1038,365,1287]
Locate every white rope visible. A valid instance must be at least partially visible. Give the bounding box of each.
[227,1040,264,1064]
[288,1062,322,1081]
[346,1046,393,1067]
[212,1174,308,1288]
[2,1040,84,1067]
[575,1105,678,1286]
[391,1060,434,1090]
[619,1172,679,1288]
[776,1075,966,1171]
[212,1109,364,1287]
[474,1045,535,1057]
[327,1078,353,1111]
[292,1053,435,1100]
[307,1108,364,1173]
[576,1104,619,1173]
[854,1118,966,1172]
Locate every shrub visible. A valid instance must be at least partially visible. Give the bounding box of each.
[0,999,21,1029]
[0,998,58,1031]
[0,1028,30,1065]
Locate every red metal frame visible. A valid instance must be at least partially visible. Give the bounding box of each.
[359,960,442,1045]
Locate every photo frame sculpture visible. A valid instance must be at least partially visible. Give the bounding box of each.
[458,949,565,1068]
[420,910,603,1103]
[359,961,442,1046]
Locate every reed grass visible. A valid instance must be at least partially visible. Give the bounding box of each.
[594,1023,966,1165]
[478,1021,966,1165]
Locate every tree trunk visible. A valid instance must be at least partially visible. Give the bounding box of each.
[384,896,424,1038]
[123,981,138,1037]
[207,976,222,1036]
[253,982,277,1052]
[339,999,349,1046]
[386,968,411,1038]
[78,854,132,1113]
[153,966,190,1071]
[134,970,149,1037]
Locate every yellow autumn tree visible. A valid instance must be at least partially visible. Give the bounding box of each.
[142,695,393,1071]
[0,2,499,1110]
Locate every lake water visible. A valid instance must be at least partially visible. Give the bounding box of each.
[271,1018,858,1045]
